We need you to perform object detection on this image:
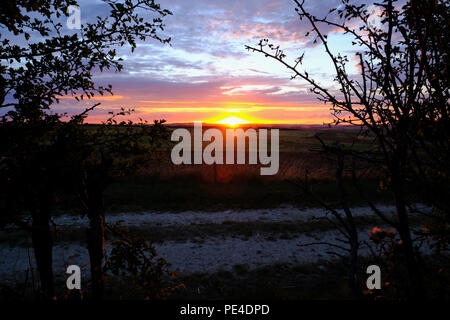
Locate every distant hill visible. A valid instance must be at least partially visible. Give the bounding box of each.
[165,123,358,130]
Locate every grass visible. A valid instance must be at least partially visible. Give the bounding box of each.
[162,260,353,300]
[102,176,392,213]
[0,259,353,300]
[33,126,391,213]
[101,215,398,244]
[95,126,394,212]
[3,254,447,300]
[1,213,431,249]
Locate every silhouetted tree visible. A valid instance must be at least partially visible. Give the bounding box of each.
[0,0,172,299]
[247,0,449,298]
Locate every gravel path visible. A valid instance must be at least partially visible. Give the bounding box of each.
[0,229,374,284]
[0,204,429,284]
[35,204,403,228]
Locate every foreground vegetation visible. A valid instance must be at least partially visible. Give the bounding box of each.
[1,0,449,301]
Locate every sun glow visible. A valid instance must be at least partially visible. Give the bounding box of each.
[215,116,251,126]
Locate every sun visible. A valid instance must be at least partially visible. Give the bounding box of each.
[216,116,251,126]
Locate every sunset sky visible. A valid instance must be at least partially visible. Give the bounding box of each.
[58,0,363,125]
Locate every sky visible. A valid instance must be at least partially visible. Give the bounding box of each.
[57,0,365,125]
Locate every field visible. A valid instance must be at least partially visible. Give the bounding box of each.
[0,126,438,300]
[104,125,388,212]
